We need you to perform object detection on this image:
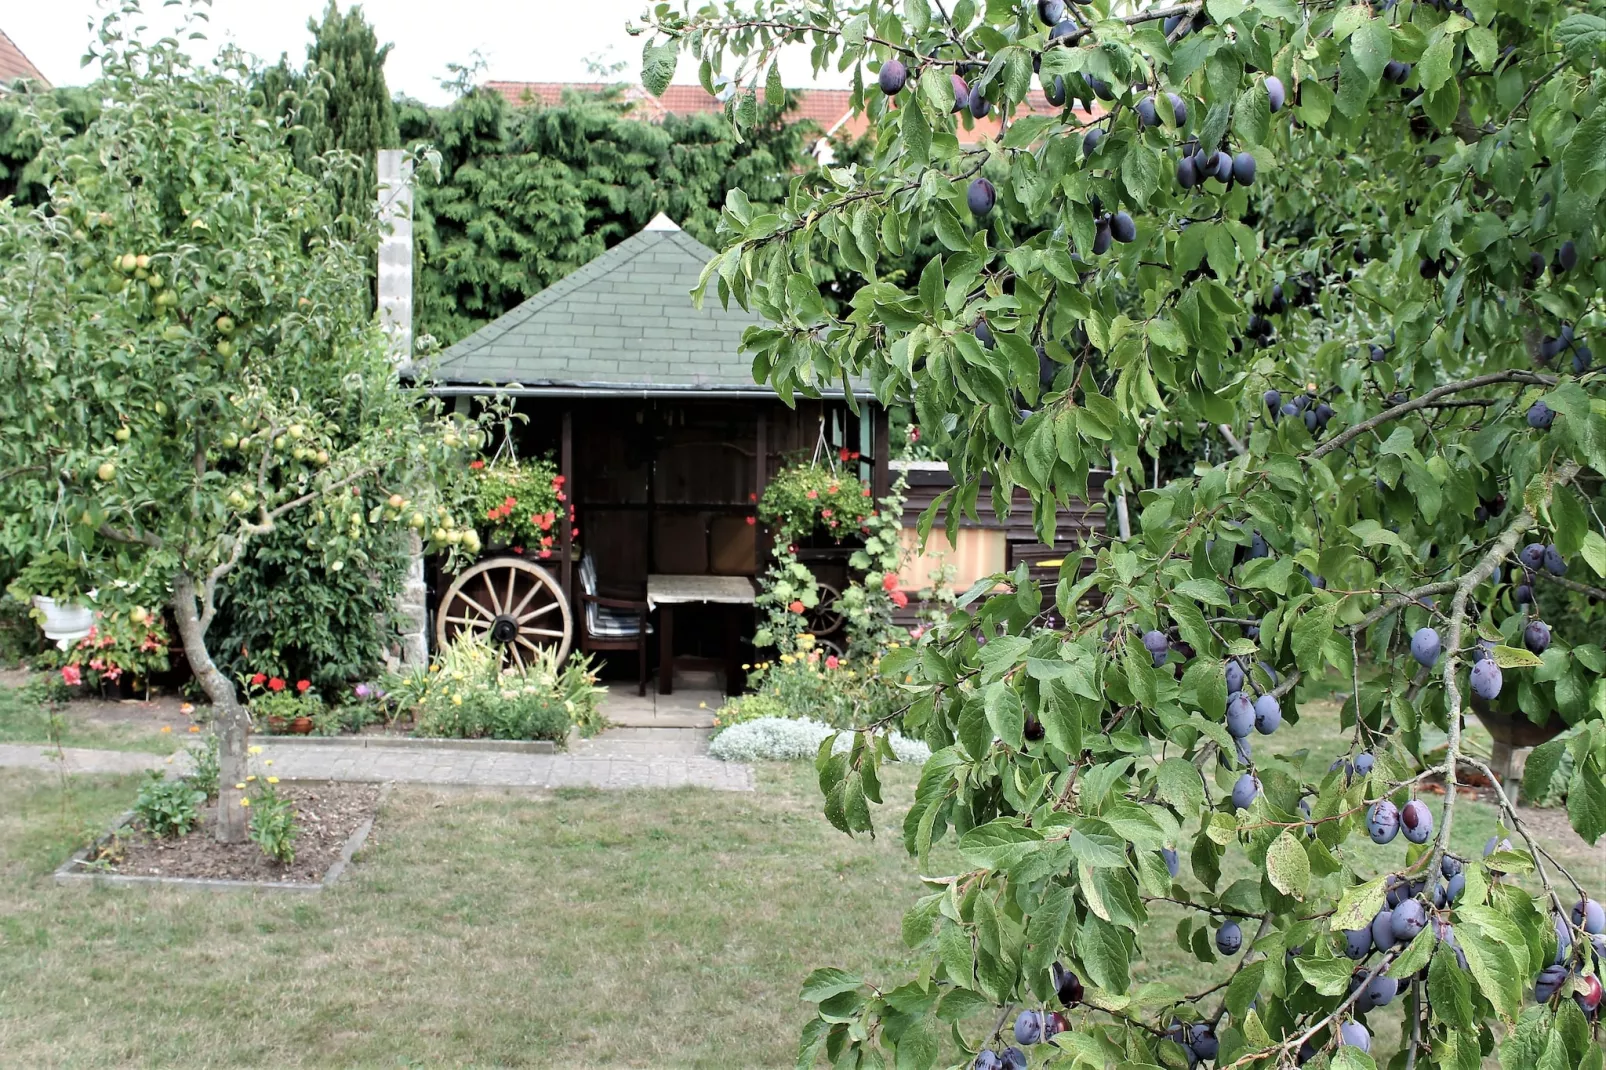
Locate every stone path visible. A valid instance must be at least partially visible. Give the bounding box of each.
[0,684,751,792]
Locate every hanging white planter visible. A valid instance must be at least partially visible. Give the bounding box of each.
[32,594,96,650]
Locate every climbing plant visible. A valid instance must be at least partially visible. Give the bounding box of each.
[643,0,1606,1067]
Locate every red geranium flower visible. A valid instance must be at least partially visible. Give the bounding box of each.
[748,492,757,502]
[746,516,756,526]
[61,664,82,686]
[806,489,818,500]
[825,655,840,670]
[828,485,839,495]
[838,447,851,461]
[469,459,485,470]
[541,536,553,547]
[552,475,566,487]
[268,677,286,692]
[788,600,806,614]
[503,496,516,509]
[538,515,553,531]
[862,487,872,497]
[296,679,311,693]
[821,509,833,518]
[882,572,899,591]
[250,672,267,686]
[890,589,909,608]
[512,546,524,554]
[850,451,860,460]
[539,549,551,559]
[571,527,579,537]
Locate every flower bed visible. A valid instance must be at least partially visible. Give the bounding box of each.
[708,717,929,764]
[381,636,605,743]
[715,641,901,732]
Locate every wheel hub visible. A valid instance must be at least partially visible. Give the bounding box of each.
[489,614,520,643]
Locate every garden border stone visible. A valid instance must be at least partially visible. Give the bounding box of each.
[53,782,391,893]
[260,735,558,754]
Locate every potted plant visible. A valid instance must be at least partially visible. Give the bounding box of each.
[757,458,876,548]
[466,455,570,561]
[244,673,321,734]
[61,608,172,698]
[9,552,98,649]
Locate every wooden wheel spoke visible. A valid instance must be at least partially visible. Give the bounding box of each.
[480,574,505,615]
[518,600,561,623]
[505,568,517,615]
[444,614,488,627]
[524,627,566,638]
[457,591,498,623]
[514,635,542,655]
[510,645,527,672]
[509,579,543,619]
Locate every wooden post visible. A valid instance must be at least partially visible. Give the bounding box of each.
[871,405,891,500]
[755,411,768,504]
[560,408,574,599]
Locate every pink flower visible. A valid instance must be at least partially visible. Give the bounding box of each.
[825,655,840,670]
[746,516,756,526]
[61,664,82,686]
[806,489,818,500]
[539,549,551,559]
[789,600,806,614]
[890,589,909,608]
[882,573,900,591]
[821,509,833,518]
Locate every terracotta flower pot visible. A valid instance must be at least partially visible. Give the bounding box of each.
[265,714,289,734]
[289,715,314,735]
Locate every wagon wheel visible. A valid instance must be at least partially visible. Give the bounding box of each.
[435,557,572,671]
[807,581,847,636]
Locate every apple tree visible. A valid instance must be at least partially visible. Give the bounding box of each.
[643,0,1606,1066]
[0,5,481,842]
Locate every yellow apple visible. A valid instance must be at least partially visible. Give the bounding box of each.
[220,432,238,449]
[134,254,149,270]
[96,461,116,481]
[130,607,149,625]
[288,424,305,439]
[216,316,235,334]
[114,426,131,442]
[388,494,406,509]
[119,253,137,272]
[409,513,426,529]
[315,450,329,465]
[216,340,236,358]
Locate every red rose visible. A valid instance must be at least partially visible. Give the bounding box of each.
[890,589,909,608]
[250,672,266,686]
[295,679,311,693]
[882,573,899,591]
[267,677,286,692]
[788,600,806,614]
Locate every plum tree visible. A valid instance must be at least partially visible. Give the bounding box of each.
[0,8,479,843]
[644,0,1606,1065]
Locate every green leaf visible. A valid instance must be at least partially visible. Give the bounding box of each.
[1556,14,1606,63]
[1566,761,1606,844]
[895,1017,938,1070]
[1265,830,1310,897]
[1579,530,1606,577]
[985,681,1025,749]
[1564,106,1606,200]
[1233,83,1270,147]
[641,42,679,97]
[959,819,1043,869]
[1492,644,1542,668]
[801,967,864,1003]
[1292,601,1338,671]
[1077,912,1130,992]
[1122,146,1160,207]
[1330,877,1387,932]
[1391,920,1438,977]
[1332,1046,1378,1070]
[901,98,931,168]
[1156,757,1206,815]
[1418,32,1457,94]
[1350,18,1394,81]
[1429,945,1474,1028]
[1295,954,1353,996]
[1523,736,1568,801]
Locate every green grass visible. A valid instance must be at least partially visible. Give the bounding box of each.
[0,682,188,754]
[0,701,1601,1068]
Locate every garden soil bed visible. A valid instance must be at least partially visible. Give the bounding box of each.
[103,783,381,884]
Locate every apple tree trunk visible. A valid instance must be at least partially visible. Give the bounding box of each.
[170,571,250,844]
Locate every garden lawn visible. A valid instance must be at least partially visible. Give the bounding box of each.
[0,679,192,754]
[0,704,1601,1067]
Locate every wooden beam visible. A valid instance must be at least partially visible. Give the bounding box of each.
[560,408,574,599]
[871,405,891,500]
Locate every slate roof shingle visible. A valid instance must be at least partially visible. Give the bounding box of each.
[428,216,797,395]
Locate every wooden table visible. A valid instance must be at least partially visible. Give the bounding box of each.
[647,575,757,695]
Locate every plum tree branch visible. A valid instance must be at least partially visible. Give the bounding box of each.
[1460,754,1576,913]
[1424,460,1580,887]
[1308,370,1556,460]
[1214,948,1399,1070]
[1539,571,1606,602]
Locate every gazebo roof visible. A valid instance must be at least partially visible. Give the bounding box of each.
[427,215,823,398]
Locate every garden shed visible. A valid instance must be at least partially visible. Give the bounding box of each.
[423,213,891,690]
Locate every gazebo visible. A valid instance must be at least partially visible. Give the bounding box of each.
[422,214,890,692]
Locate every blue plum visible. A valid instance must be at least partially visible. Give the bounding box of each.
[1231,773,1260,810]
[1368,801,1400,844]
[1401,800,1433,844]
[1216,921,1243,955]
[1253,694,1281,734]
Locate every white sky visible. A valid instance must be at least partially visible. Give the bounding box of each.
[5,1,846,106]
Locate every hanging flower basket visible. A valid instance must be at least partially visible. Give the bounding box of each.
[758,459,876,546]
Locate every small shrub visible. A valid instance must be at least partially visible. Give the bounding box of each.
[246,780,297,865]
[184,734,220,800]
[734,645,900,729]
[712,691,790,733]
[388,636,604,743]
[134,770,207,837]
[707,717,930,765]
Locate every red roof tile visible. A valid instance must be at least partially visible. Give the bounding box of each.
[0,28,49,88]
[483,81,1096,147]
